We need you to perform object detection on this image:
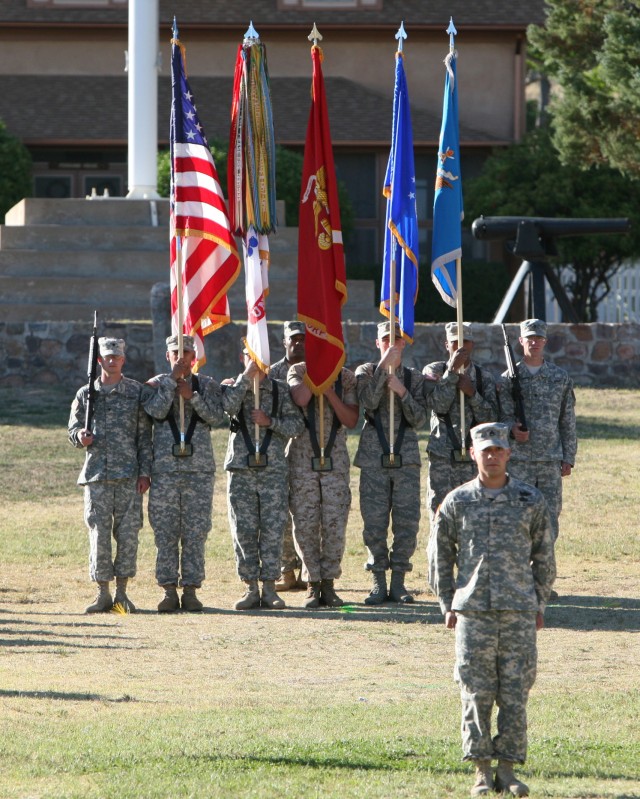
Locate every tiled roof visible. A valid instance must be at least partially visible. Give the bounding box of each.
[0,75,501,147]
[0,1,545,28]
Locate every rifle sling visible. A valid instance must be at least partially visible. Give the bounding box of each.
[306,372,342,459]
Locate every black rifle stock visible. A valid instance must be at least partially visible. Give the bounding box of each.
[84,311,99,432]
[501,324,527,433]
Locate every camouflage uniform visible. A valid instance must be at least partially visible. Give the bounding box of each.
[270,356,301,575]
[69,376,152,583]
[354,361,428,573]
[222,373,305,582]
[287,363,357,582]
[432,473,556,763]
[500,360,577,541]
[424,359,499,521]
[143,371,224,587]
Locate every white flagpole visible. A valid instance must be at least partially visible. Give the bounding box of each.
[176,235,186,453]
[388,239,397,465]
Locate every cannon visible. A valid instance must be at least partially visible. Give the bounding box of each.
[471,216,631,322]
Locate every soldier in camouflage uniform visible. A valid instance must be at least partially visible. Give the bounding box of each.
[68,337,152,613]
[222,347,305,611]
[270,321,307,592]
[355,321,429,605]
[499,319,577,546]
[288,360,359,608]
[423,322,499,587]
[143,335,224,613]
[432,422,556,798]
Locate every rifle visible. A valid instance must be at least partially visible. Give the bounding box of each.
[501,324,527,433]
[84,311,99,432]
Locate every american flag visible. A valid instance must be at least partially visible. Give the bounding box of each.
[170,22,240,369]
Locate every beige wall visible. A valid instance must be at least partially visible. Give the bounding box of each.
[0,26,521,141]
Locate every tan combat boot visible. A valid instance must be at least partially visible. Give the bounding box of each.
[304,582,321,609]
[181,586,203,612]
[389,571,414,603]
[113,577,136,613]
[275,570,297,591]
[85,581,113,614]
[470,759,494,796]
[320,579,344,607]
[261,580,286,609]
[157,585,180,613]
[234,580,261,610]
[495,760,529,797]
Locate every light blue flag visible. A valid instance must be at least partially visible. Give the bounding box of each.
[431,48,463,308]
[381,51,419,342]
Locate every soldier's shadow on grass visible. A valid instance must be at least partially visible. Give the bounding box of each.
[197,599,442,623]
[545,595,640,632]
[0,688,136,703]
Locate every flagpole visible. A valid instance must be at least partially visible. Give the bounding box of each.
[308,22,327,469]
[176,235,186,454]
[388,238,397,465]
[385,21,408,468]
[447,18,466,458]
[456,258,466,457]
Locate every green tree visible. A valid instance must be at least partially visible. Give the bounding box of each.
[158,143,353,240]
[464,127,640,321]
[528,0,640,179]
[0,122,32,219]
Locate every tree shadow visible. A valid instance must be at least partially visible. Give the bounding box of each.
[576,416,640,440]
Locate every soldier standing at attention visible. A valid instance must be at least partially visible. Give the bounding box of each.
[270,321,307,592]
[222,346,305,611]
[354,320,428,605]
[68,337,152,613]
[432,422,555,798]
[423,322,499,578]
[499,319,577,547]
[287,360,359,608]
[424,323,499,514]
[143,335,224,613]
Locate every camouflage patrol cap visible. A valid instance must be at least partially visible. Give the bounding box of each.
[165,334,196,352]
[520,318,547,338]
[283,320,306,338]
[445,321,474,342]
[470,422,510,451]
[377,320,402,339]
[98,337,125,357]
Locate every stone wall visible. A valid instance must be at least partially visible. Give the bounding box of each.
[2,319,639,389]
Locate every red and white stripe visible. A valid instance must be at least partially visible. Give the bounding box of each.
[170,142,240,368]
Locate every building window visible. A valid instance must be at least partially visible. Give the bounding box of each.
[27,0,127,8]
[278,0,381,9]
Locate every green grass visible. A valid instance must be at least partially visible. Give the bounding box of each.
[0,386,639,799]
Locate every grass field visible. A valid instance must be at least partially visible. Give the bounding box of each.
[0,386,639,799]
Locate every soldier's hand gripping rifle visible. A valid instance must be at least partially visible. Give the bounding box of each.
[84,311,99,432]
[501,324,527,433]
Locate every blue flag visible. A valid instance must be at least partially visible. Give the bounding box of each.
[431,50,463,308]
[381,51,419,342]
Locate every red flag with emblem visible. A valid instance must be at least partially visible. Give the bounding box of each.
[298,44,347,395]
